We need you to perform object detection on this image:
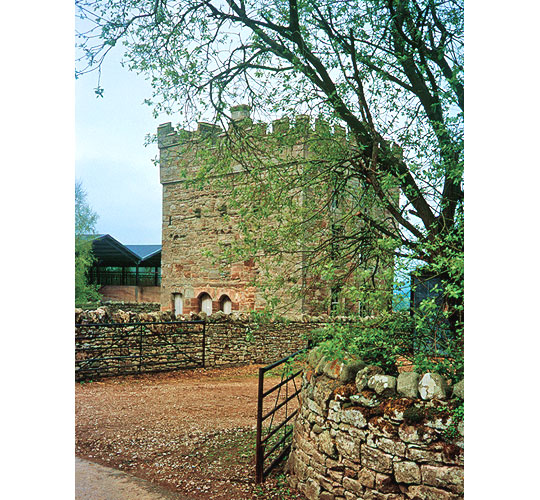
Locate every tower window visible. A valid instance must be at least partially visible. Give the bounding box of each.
[199,292,213,315]
[172,293,183,316]
[220,295,232,314]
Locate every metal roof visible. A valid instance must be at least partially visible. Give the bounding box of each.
[84,234,161,267]
[125,245,162,260]
[125,245,162,266]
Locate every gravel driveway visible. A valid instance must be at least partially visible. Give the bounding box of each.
[75,365,303,500]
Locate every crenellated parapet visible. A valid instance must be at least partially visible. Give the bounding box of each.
[157,105,353,150]
[157,105,358,185]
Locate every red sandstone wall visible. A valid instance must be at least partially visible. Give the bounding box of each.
[99,285,161,303]
[157,118,395,317]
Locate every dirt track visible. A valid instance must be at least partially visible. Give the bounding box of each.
[75,365,303,500]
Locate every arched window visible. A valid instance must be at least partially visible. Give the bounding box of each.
[220,295,232,314]
[199,292,213,315]
[172,293,183,316]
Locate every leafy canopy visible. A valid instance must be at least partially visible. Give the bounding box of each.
[76,0,463,377]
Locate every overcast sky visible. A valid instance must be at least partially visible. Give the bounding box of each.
[76,48,169,245]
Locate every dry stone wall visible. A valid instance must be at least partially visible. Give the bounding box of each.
[287,350,464,500]
[75,307,320,378]
[77,302,161,314]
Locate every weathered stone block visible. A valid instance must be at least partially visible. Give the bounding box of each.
[393,461,421,484]
[336,432,361,461]
[406,484,458,500]
[324,359,345,380]
[356,365,384,391]
[338,422,367,442]
[397,372,421,399]
[320,430,338,458]
[361,445,393,474]
[424,414,451,432]
[406,442,463,465]
[328,467,344,483]
[366,434,407,457]
[306,397,325,416]
[452,380,464,400]
[328,402,342,423]
[326,456,344,470]
[421,465,464,494]
[368,375,397,396]
[316,356,330,375]
[341,407,368,428]
[398,424,438,444]
[375,472,401,493]
[307,347,325,368]
[368,416,398,438]
[350,392,381,407]
[343,476,365,496]
[311,458,327,476]
[288,475,299,490]
[313,379,340,409]
[382,398,413,422]
[339,360,367,383]
[319,492,335,500]
[418,373,450,400]
[302,478,321,500]
[358,467,376,488]
[313,423,324,434]
[290,451,309,481]
[363,490,405,500]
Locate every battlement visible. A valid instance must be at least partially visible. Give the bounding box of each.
[157,105,351,150]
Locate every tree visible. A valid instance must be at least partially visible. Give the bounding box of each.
[75,180,100,304]
[76,0,463,375]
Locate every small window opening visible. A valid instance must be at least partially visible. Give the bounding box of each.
[199,292,213,315]
[220,295,232,314]
[173,293,183,316]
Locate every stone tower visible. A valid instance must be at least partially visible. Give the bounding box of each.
[157,106,395,317]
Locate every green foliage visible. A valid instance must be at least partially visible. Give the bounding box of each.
[244,326,255,343]
[75,181,101,304]
[310,310,463,382]
[443,401,464,441]
[76,0,464,374]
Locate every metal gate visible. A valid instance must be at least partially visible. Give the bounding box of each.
[255,349,305,483]
[75,320,206,380]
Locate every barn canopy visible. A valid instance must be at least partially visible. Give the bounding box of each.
[85,234,161,267]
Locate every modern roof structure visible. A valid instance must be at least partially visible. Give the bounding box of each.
[125,245,162,267]
[84,234,161,267]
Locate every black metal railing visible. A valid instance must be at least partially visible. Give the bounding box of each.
[88,269,161,287]
[255,348,306,483]
[75,320,205,380]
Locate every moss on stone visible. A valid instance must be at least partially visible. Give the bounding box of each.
[403,406,424,424]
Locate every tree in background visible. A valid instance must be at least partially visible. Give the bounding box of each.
[75,181,100,304]
[76,0,463,378]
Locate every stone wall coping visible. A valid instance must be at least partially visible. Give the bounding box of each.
[306,347,464,403]
[75,308,378,325]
